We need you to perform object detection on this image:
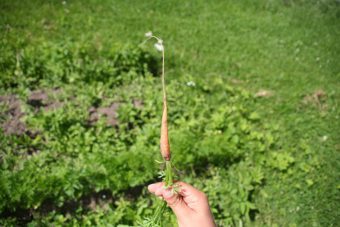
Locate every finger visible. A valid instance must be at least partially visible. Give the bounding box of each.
[148,182,165,194]
[176,181,203,198]
[162,189,190,219]
[163,189,178,206]
[148,182,190,217]
[175,181,210,212]
[155,186,164,197]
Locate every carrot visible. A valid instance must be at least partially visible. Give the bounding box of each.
[157,36,173,186]
[141,32,174,226]
[160,87,170,161]
[143,32,171,163]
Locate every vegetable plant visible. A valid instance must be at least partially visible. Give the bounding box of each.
[140,32,176,227]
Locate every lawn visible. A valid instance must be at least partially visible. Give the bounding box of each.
[0,0,339,226]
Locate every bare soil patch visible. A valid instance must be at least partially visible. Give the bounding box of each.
[0,95,26,135]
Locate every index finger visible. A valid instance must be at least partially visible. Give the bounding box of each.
[148,182,165,193]
[176,181,203,197]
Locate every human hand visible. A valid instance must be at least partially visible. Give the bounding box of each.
[148,181,216,227]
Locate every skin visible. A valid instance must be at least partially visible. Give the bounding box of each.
[148,181,216,227]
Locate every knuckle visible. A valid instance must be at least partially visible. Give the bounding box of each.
[167,197,180,207]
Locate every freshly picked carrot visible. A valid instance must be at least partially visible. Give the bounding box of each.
[141,31,175,226]
[160,97,170,161]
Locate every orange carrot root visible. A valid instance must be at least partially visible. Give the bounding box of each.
[160,98,170,161]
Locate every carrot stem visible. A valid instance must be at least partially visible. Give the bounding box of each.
[165,160,173,187]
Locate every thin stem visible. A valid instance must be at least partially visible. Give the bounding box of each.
[165,161,173,187]
[140,35,166,101]
[162,47,166,101]
[139,35,160,46]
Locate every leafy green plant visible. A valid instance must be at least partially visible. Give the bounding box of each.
[0,24,329,226]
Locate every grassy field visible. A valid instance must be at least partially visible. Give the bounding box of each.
[1,0,339,226]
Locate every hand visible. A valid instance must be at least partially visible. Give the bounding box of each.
[148,181,216,227]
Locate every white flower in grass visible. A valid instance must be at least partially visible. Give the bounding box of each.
[62,1,67,5]
[145,31,153,37]
[186,81,196,87]
[154,42,164,52]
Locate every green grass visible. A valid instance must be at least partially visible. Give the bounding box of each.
[1,0,339,226]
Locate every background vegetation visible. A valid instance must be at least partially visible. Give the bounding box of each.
[0,0,339,226]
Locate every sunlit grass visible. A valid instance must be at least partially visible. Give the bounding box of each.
[0,0,339,225]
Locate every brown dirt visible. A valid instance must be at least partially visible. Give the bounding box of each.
[0,189,114,225]
[1,88,64,135]
[302,89,327,110]
[0,95,41,156]
[27,90,49,107]
[88,99,143,127]
[27,88,63,111]
[132,99,143,109]
[88,102,120,127]
[0,94,26,135]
